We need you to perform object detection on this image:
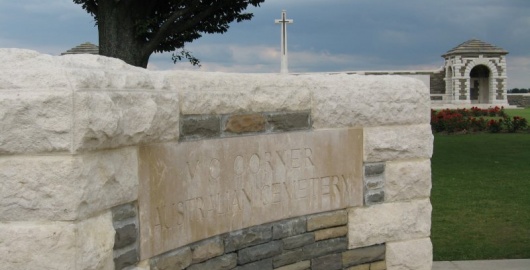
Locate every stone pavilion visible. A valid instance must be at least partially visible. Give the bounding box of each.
[440,39,509,105]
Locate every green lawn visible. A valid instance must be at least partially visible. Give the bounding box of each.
[431,133,530,260]
[505,108,530,120]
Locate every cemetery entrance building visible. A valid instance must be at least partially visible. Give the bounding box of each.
[441,39,508,106]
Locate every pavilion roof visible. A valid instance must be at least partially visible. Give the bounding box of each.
[442,39,508,58]
[61,42,99,55]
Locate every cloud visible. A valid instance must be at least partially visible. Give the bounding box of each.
[507,56,530,89]
[20,0,82,16]
[3,0,527,87]
[148,43,388,74]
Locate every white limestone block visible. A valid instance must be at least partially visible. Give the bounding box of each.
[0,48,158,91]
[364,124,434,162]
[0,91,72,154]
[171,72,312,115]
[348,199,431,249]
[0,212,114,270]
[0,49,178,154]
[73,91,179,152]
[0,147,138,221]
[0,49,70,90]
[75,147,139,219]
[63,68,171,90]
[76,211,115,270]
[385,159,432,202]
[0,221,77,269]
[311,74,430,129]
[386,238,433,270]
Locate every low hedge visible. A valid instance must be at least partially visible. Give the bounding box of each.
[431,107,528,133]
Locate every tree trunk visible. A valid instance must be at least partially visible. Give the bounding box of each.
[97,1,150,68]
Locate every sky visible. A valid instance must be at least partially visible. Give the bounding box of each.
[0,0,529,88]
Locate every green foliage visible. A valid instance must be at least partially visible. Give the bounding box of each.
[505,108,530,120]
[508,88,529,93]
[503,116,528,133]
[431,107,527,133]
[172,48,201,67]
[72,0,265,67]
[432,134,530,260]
[486,119,502,133]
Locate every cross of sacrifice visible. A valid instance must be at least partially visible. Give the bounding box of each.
[275,10,293,74]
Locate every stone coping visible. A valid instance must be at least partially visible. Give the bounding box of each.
[0,49,430,155]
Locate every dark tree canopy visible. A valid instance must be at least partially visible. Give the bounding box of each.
[73,0,265,68]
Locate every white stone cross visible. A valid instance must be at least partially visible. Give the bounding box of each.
[275,10,293,74]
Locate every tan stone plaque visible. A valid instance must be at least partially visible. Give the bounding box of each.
[138,129,363,259]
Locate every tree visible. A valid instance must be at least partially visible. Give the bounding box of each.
[73,0,265,68]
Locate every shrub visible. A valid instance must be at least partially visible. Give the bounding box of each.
[431,109,468,133]
[487,119,503,133]
[431,107,526,134]
[503,116,528,133]
[469,117,486,132]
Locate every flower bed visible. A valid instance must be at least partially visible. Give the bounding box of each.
[431,106,528,133]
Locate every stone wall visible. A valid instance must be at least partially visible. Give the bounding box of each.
[429,70,445,95]
[508,94,530,107]
[0,49,433,270]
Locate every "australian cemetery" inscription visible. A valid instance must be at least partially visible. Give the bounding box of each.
[138,129,363,259]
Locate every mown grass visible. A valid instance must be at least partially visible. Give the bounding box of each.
[505,108,530,120]
[431,133,530,260]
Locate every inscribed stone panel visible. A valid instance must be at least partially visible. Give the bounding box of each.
[138,129,363,259]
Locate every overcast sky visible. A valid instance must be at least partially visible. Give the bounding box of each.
[0,0,529,88]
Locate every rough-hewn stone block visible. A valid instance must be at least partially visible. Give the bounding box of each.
[223,113,266,134]
[307,210,347,231]
[235,258,273,270]
[311,253,342,270]
[302,237,348,258]
[273,249,305,268]
[365,190,385,205]
[364,124,433,162]
[282,233,315,250]
[342,244,385,268]
[73,92,179,152]
[346,264,370,270]
[311,75,430,129]
[0,148,138,222]
[112,203,137,222]
[385,159,431,202]
[274,260,310,270]
[364,163,385,176]
[175,73,312,115]
[187,253,237,270]
[115,249,139,270]
[386,238,432,270]
[267,111,311,132]
[273,217,307,240]
[365,179,384,190]
[76,212,116,270]
[314,226,348,241]
[191,236,224,264]
[370,260,386,270]
[238,241,282,265]
[0,91,72,154]
[180,114,220,140]
[225,225,272,253]
[150,247,191,270]
[114,223,137,249]
[348,200,431,249]
[0,212,114,270]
